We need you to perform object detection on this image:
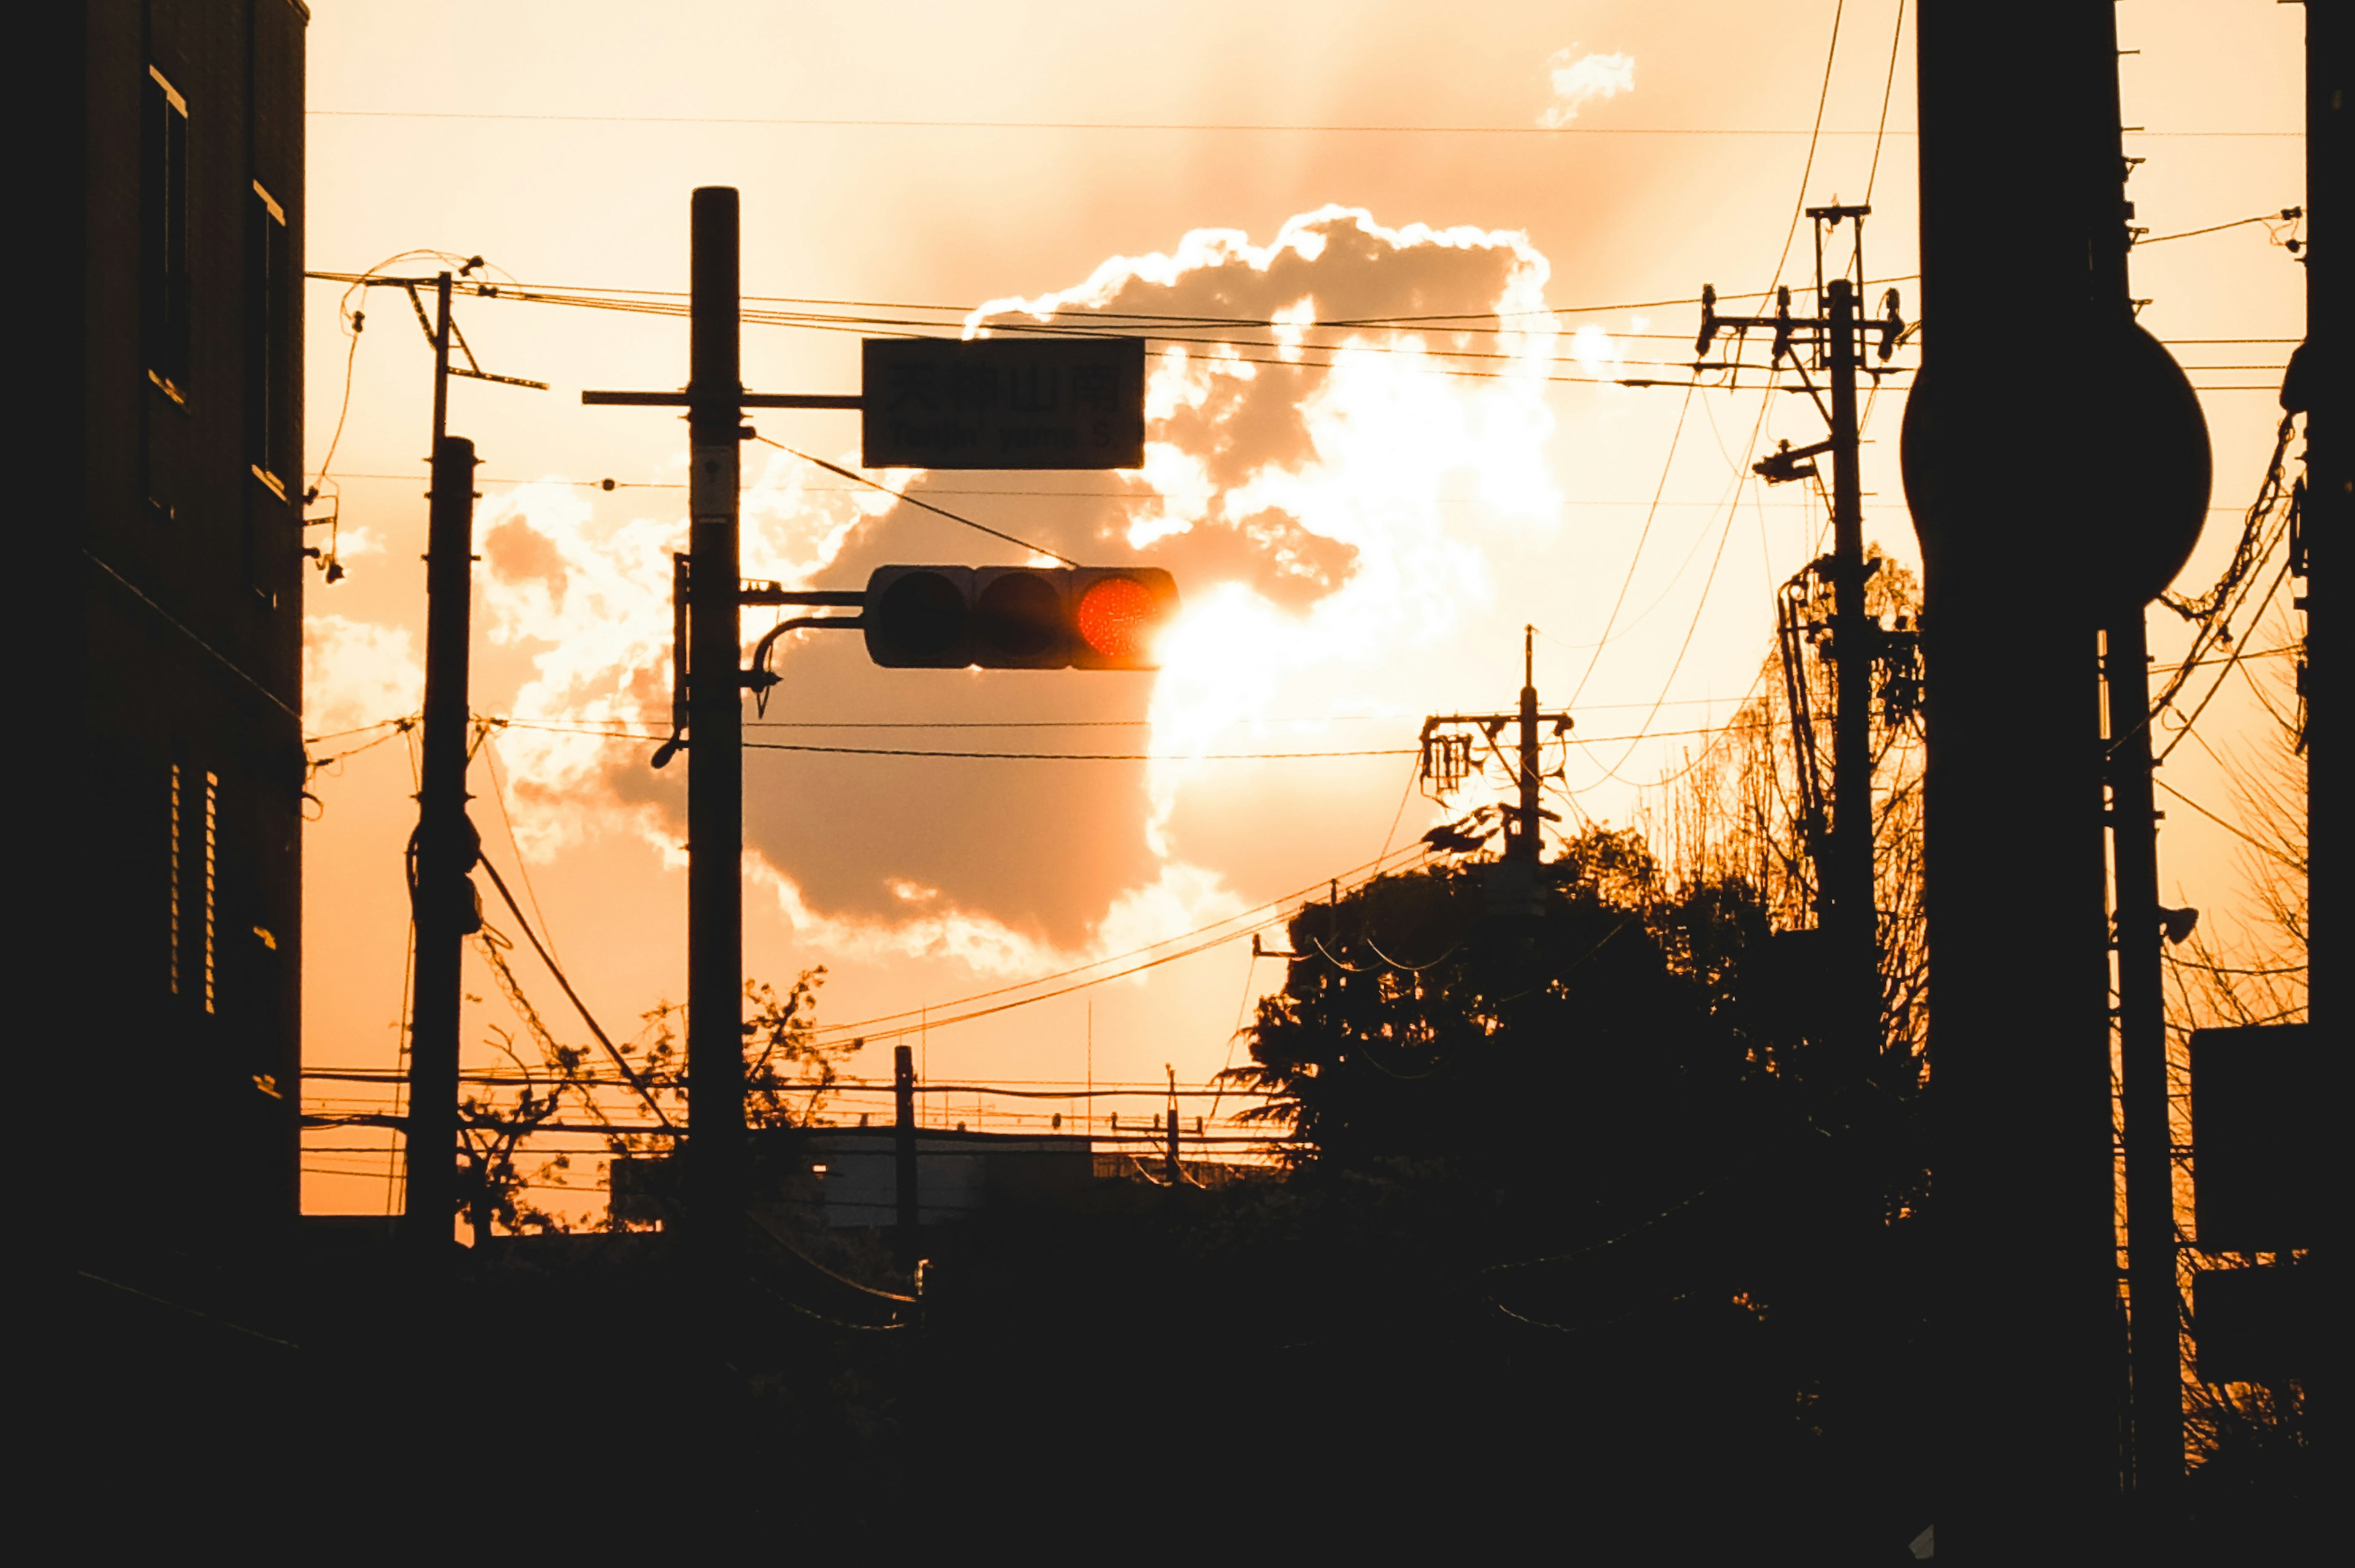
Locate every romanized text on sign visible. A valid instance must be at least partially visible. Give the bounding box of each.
[862,337,1146,470]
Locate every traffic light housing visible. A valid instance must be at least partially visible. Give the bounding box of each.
[862,565,1179,670]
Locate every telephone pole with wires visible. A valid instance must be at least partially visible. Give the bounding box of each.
[334,266,548,1258]
[1696,207,1905,1082]
[1417,626,1574,874]
[581,188,867,1245]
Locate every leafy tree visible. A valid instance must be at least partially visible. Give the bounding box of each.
[450,929,860,1236]
[1231,825,1785,1254]
[1648,544,1929,1081]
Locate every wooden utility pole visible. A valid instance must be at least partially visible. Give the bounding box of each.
[401,272,475,1258]
[1698,208,1894,1080]
[1823,270,1878,1082]
[402,425,478,1257]
[314,262,546,1257]
[1418,627,1571,870]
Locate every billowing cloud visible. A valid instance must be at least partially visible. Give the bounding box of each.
[468,205,1564,969]
[1538,47,1636,128]
[304,613,420,735]
[968,206,1560,856]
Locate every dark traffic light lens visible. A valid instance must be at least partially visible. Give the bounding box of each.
[974,572,1062,657]
[1076,575,1158,661]
[876,570,967,657]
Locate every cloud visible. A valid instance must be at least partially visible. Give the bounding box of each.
[1538,47,1636,128]
[304,613,420,734]
[968,206,1560,856]
[467,206,1565,969]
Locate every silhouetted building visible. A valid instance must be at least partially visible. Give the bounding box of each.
[53,0,308,1309]
[613,1128,1099,1230]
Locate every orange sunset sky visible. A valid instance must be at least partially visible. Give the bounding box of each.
[296,1,2307,1218]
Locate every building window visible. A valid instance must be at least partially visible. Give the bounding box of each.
[203,771,218,1014]
[142,67,191,399]
[169,764,183,996]
[246,182,289,493]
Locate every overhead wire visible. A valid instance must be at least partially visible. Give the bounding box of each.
[471,854,675,1127]
[1863,0,1907,205]
[305,108,2288,137]
[1576,0,1848,792]
[491,714,1756,759]
[1568,382,1697,706]
[2134,209,2303,248]
[478,730,558,966]
[808,840,1436,1041]
[302,270,2301,344]
[752,435,1079,565]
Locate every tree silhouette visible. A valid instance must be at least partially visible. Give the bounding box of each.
[446,929,860,1236]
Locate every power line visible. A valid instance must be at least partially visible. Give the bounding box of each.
[2135,208,2303,247]
[807,841,1434,1039]
[1863,0,1908,205]
[489,715,1760,759]
[304,108,2290,137]
[1570,383,1696,706]
[305,267,2297,347]
[753,437,1078,565]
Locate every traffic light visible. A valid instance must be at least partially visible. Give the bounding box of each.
[862,565,1179,670]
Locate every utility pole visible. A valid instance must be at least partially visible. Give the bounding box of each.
[1697,207,1900,1080]
[1163,1065,1181,1185]
[1905,5,2209,1550]
[1514,628,1542,865]
[894,1044,919,1270]
[685,190,747,1232]
[1418,626,1572,868]
[2106,616,2178,1508]
[401,419,478,1258]
[584,187,867,1241]
[312,262,546,1257]
[394,263,551,1256]
[2292,0,2342,1098]
[2091,11,2183,1520]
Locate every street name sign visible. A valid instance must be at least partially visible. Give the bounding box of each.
[862,337,1146,470]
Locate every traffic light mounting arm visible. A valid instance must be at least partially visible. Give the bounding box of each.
[650,560,1184,767]
[651,569,867,768]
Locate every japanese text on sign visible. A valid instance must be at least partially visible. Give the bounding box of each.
[862,337,1146,470]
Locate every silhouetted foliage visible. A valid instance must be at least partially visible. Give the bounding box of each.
[447,960,859,1237]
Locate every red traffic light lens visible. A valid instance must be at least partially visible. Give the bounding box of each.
[1076,575,1159,662]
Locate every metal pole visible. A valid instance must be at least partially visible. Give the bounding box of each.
[895,1044,919,1269]
[2299,0,2343,1060]
[430,272,451,444]
[1825,278,1878,1078]
[686,188,745,1232]
[1164,1065,1181,1184]
[400,432,478,1255]
[2105,612,2181,1506]
[2291,0,2340,1482]
[1908,4,2127,1550]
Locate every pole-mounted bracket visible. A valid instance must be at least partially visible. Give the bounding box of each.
[653,576,873,764]
[1755,438,1833,484]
